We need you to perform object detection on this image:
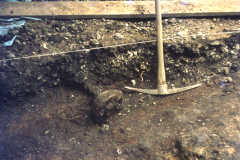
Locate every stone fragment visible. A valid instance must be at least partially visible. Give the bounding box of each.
[168,18,177,24]
[230,63,238,72]
[230,50,237,55]
[131,80,136,87]
[7,53,15,59]
[163,19,168,25]
[55,27,60,32]
[210,41,221,46]
[223,67,229,75]
[90,39,100,46]
[140,63,147,70]
[15,39,21,45]
[236,44,240,50]
[222,77,233,83]
[212,55,221,61]
[219,46,228,53]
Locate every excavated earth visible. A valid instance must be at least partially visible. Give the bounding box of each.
[1,17,240,159]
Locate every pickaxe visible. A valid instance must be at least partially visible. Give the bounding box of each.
[125,0,201,95]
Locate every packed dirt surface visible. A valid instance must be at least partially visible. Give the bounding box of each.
[1,17,240,159]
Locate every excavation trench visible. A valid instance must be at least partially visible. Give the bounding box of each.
[0,18,240,159]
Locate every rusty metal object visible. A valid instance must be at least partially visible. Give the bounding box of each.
[125,0,201,95]
[93,90,123,123]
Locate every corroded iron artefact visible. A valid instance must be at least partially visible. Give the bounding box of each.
[93,90,123,122]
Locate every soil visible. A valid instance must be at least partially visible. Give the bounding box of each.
[1,17,240,159]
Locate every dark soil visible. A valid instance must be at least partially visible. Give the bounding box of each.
[1,17,240,159]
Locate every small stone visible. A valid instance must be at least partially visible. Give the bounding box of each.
[220,46,228,53]
[45,130,49,134]
[212,55,221,61]
[90,39,99,46]
[131,79,136,86]
[230,63,238,72]
[61,26,67,32]
[210,41,221,46]
[42,42,47,49]
[163,19,168,25]
[227,62,232,68]
[232,55,238,59]
[222,77,233,83]
[223,67,229,75]
[230,50,237,55]
[100,124,109,132]
[116,148,122,155]
[140,63,147,70]
[71,26,78,31]
[236,44,240,50]
[168,18,177,24]
[15,39,21,45]
[7,53,15,58]
[55,27,60,32]
[114,33,124,40]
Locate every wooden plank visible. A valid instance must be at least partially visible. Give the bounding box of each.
[0,0,240,19]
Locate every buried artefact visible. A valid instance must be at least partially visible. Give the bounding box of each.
[92,90,123,123]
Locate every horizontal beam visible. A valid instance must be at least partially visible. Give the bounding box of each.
[0,0,240,19]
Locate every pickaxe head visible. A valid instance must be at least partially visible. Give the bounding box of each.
[125,83,201,95]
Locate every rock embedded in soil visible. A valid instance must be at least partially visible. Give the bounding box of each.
[93,90,123,123]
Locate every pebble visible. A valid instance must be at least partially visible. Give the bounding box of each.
[15,39,21,45]
[7,53,15,58]
[230,50,237,55]
[168,18,177,24]
[230,63,238,72]
[131,79,136,86]
[222,77,233,83]
[223,67,229,75]
[90,39,100,46]
[210,41,221,46]
[236,44,240,50]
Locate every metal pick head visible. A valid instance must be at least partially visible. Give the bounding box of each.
[124,83,202,95]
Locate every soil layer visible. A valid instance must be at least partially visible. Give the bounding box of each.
[1,17,240,159]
